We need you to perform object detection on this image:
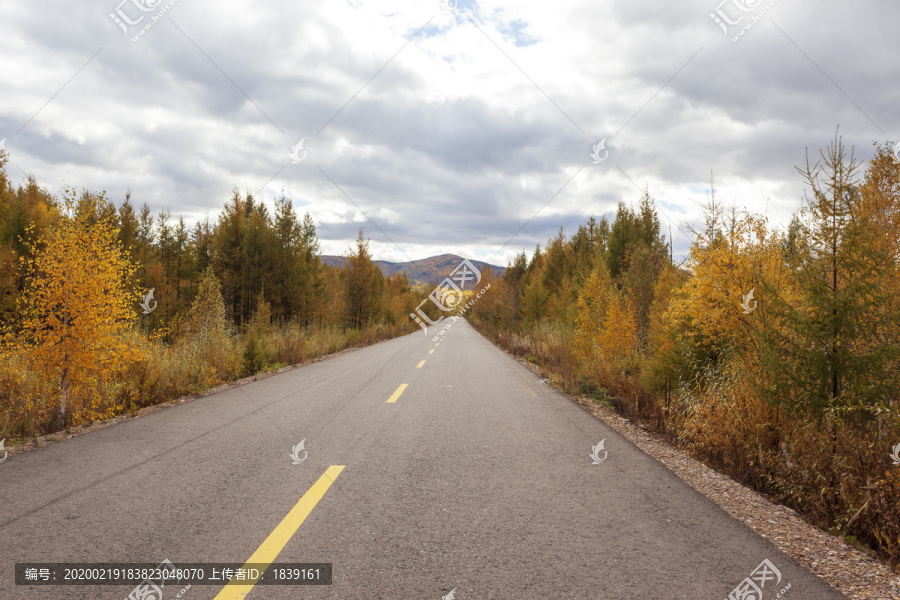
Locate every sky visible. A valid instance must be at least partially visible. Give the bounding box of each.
[0,0,896,267]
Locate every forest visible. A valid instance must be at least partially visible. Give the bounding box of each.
[0,144,424,440]
[469,136,900,567]
[1,134,898,568]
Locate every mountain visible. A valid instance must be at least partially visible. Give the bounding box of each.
[318,253,505,287]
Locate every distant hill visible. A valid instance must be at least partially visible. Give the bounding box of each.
[319,253,505,287]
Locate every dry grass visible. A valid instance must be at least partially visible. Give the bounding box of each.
[0,321,414,442]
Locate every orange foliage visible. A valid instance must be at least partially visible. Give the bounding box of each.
[13,191,145,428]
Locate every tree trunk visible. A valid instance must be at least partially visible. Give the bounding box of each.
[58,370,69,431]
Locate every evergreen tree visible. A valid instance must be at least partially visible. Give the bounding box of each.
[192,217,213,281]
[344,230,382,329]
[271,194,301,320]
[116,192,139,262]
[606,202,637,279]
[297,212,323,327]
[213,189,246,325]
[755,133,899,419]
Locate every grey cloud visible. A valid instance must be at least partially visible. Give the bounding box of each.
[2,0,896,265]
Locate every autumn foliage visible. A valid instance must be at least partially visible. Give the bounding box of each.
[0,155,423,441]
[470,135,900,567]
[14,191,143,429]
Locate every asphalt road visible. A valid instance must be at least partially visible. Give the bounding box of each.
[0,319,847,599]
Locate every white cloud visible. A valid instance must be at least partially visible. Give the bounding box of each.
[1,0,895,266]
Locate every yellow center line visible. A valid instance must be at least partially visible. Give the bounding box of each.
[436,343,440,346]
[428,349,434,354]
[212,465,345,600]
[386,383,408,403]
[416,360,426,368]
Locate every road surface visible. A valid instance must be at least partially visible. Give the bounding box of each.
[0,319,846,599]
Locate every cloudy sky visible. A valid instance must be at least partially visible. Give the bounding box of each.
[1,0,896,266]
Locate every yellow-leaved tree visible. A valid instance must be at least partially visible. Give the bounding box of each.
[597,292,639,381]
[573,260,612,377]
[182,266,238,385]
[17,191,141,430]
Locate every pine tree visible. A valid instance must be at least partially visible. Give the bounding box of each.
[213,189,246,325]
[116,192,139,262]
[606,203,637,279]
[188,267,227,339]
[173,216,190,311]
[241,195,274,323]
[521,267,549,324]
[574,259,613,375]
[272,194,302,319]
[297,212,323,327]
[344,230,382,329]
[755,132,899,419]
[191,217,213,282]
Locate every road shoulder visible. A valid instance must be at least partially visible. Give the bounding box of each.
[505,347,899,600]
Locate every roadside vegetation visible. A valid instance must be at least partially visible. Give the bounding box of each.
[469,135,900,567]
[0,145,422,440]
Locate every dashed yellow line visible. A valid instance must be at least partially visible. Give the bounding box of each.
[386,383,408,403]
[213,465,345,599]
[416,360,426,368]
[428,349,434,354]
